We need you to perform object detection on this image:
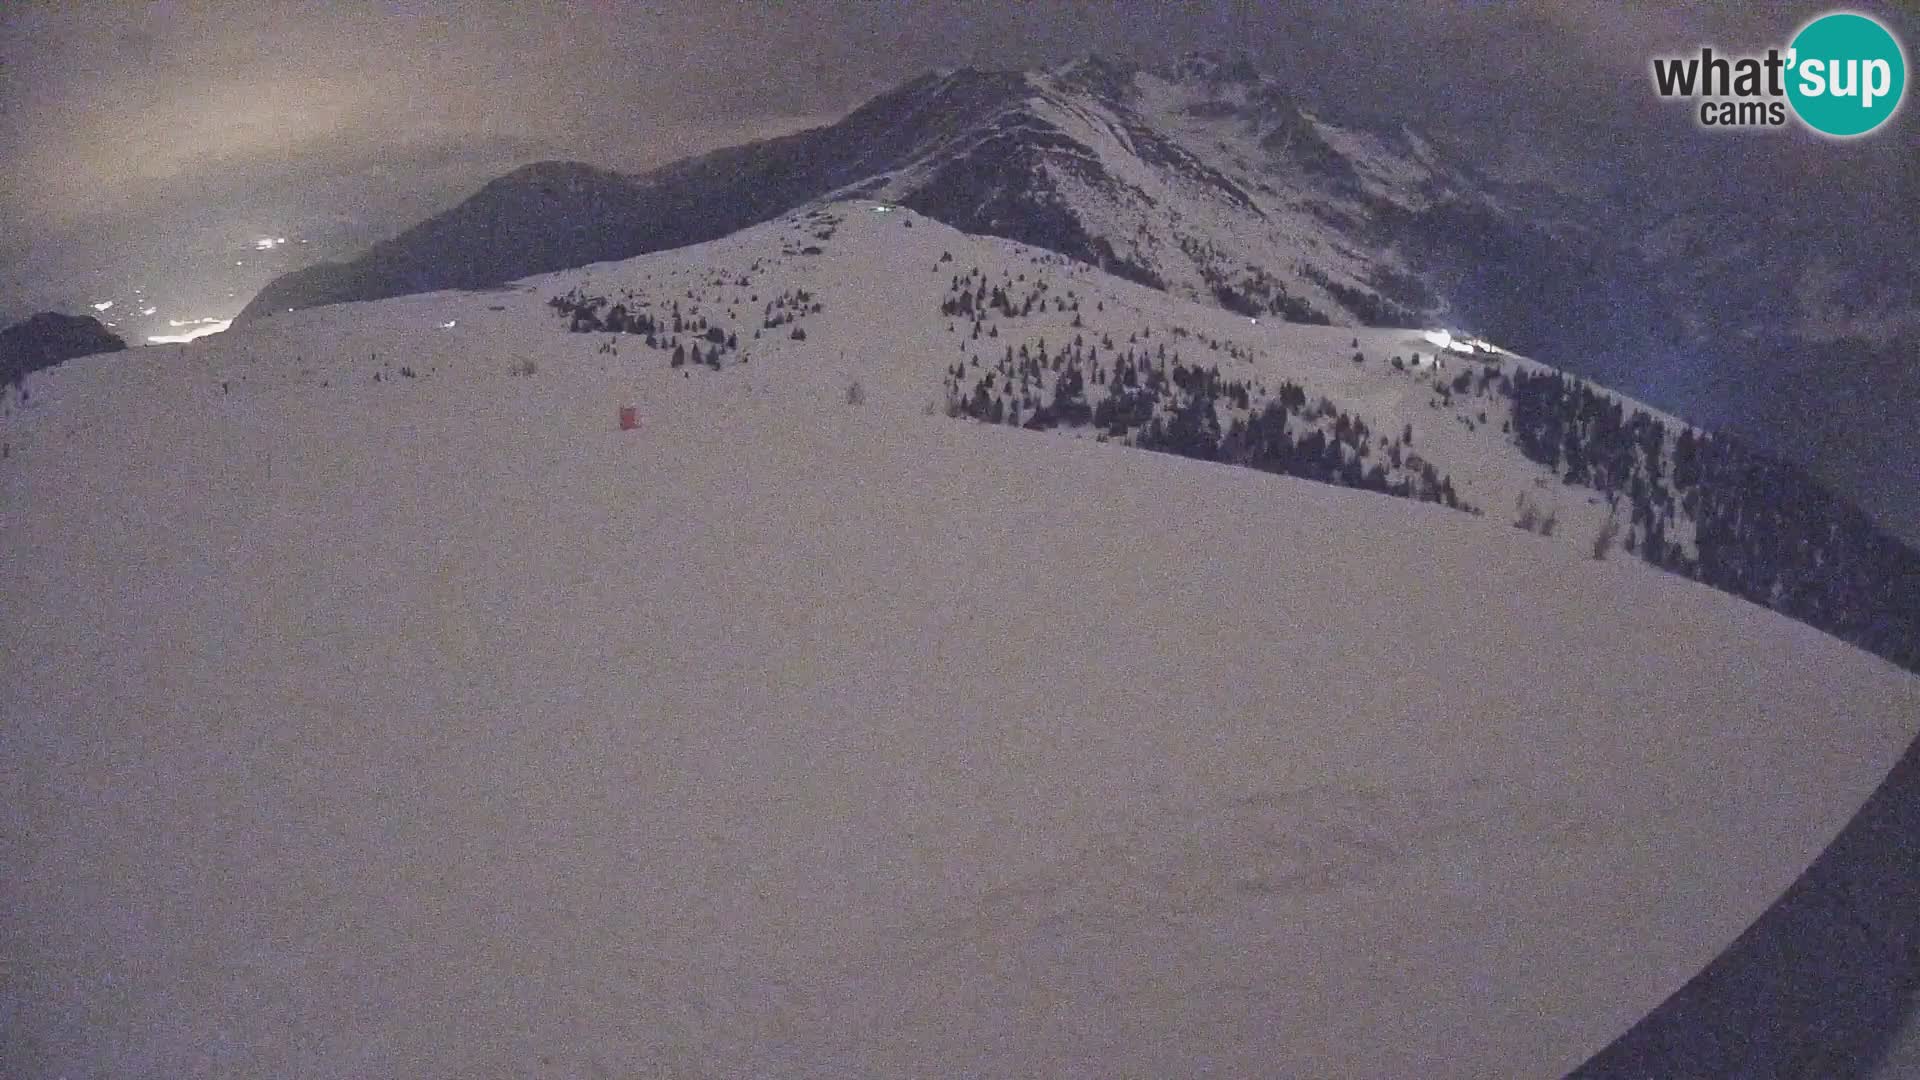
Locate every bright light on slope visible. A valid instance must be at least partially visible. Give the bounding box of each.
[141,306,158,316]
[1422,329,1499,357]
[147,319,232,344]
[91,300,114,312]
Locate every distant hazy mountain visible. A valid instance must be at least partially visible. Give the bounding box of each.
[1,312,126,387]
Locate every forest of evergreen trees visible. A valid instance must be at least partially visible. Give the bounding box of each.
[546,281,821,370]
[938,272,1471,514]
[1506,368,1920,673]
[937,263,1918,675]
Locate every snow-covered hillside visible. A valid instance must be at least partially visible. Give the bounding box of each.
[143,204,1687,569]
[4,203,1918,1078]
[502,202,1920,642]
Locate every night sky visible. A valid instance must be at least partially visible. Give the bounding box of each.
[2,0,1914,522]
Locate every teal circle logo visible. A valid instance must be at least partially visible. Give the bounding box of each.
[1787,12,1907,137]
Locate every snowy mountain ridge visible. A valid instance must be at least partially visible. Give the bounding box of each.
[234,51,1920,552]
[237,51,1520,334]
[859,54,1465,321]
[55,198,1920,673]
[209,202,1640,554]
[517,202,1920,673]
[232,52,1920,542]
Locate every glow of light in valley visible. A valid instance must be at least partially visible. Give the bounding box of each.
[146,319,233,345]
[91,300,114,312]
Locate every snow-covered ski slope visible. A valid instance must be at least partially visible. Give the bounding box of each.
[4,203,1917,1078]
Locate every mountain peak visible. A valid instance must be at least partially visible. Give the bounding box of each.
[482,160,639,196]
[495,160,622,181]
[1049,53,1144,98]
[2,311,126,387]
[235,54,1459,326]
[1164,48,1264,86]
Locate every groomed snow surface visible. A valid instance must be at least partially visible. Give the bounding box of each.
[4,207,1918,1078]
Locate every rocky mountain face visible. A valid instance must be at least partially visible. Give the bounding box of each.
[238,52,1639,338]
[1,312,126,387]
